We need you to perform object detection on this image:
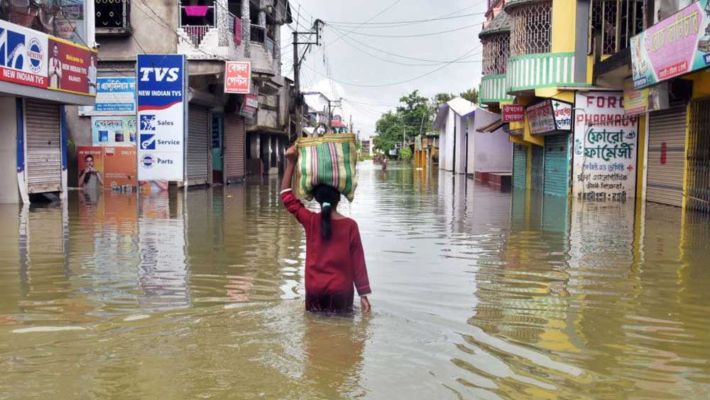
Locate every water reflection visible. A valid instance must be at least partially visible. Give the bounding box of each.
[0,162,709,398]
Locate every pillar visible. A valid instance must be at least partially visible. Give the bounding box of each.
[217,0,228,46]
[242,0,251,56]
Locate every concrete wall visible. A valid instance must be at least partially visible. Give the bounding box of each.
[472,109,513,173]
[439,110,468,174]
[0,97,19,204]
[97,0,179,61]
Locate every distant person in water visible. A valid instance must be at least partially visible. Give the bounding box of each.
[381,157,387,171]
[281,145,372,314]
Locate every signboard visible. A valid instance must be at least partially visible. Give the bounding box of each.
[239,93,258,119]
[47,37,97,96]
[623,79,669,115]
[630,0,710,89]
[573,92,639,202]
[224,61,251,94]
[80,77,136,115]
[502,104,525,122]
[552,100,573,131]
[77,146,137,190]
[526,99,572,135]
[0,20,49,88]
[92,116,136,146]
[136,54,186,182]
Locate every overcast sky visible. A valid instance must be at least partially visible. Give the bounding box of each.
[281,0,487,139]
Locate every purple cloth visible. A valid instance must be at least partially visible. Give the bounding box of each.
[184,5,208,17]
[234,17,242,45]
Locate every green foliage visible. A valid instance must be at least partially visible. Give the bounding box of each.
[400,147,413,161]
[460,88,479,104]
[374,90,433,153]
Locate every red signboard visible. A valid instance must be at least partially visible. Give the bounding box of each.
[224,61,251,94]
[48,37,97,96]
[502,104,525,122]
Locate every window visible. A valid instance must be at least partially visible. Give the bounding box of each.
[509,1,552,56]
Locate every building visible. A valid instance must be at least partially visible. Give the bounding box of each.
[435,97,512,176]
[478,0,710,213]
[66,0,293,189]
[1,2,98,204]
[434,97,476,173]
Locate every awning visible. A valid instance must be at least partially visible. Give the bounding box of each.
[477,119,504,133]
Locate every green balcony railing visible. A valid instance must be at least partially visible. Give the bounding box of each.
[480,74,514,104]
[506,52,577,93]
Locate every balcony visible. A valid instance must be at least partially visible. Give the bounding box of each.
[506,52,576,92]
[95,0,132,37]
[480,74,514,104]
[177,3,244,60]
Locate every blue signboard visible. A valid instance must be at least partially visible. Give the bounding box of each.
[136,55,186,182]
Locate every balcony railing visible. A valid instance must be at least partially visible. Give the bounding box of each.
[179,4,215,46]
[250,24,266,44]
[589,0,645,56]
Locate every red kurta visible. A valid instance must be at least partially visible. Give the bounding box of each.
[281,189,371,312]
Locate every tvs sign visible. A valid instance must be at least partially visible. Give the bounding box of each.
[0,20,49,88]
[224,61,251,94]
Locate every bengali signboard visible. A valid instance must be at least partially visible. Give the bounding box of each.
[623,79,669,115]
[0,19,49,88]
[502,104,525,122]
[630,0,710,89]
[92,116,136,146]
[240,93,258,119]
[573,92,639,202]
[526,99,572,135]
[80,77,136,115]
[47,37,97,96]
[224,61,251,94]
[136,54,186,182]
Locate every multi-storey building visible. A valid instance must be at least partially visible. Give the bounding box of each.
[1,2,98,203]
[479,0,710,213]
[66,0,293,189]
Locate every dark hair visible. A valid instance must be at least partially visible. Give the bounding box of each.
[85,154,94,161]
[313,184,340,240]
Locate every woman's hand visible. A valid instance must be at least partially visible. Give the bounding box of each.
[285,145,298,163]
[360,296,371,313]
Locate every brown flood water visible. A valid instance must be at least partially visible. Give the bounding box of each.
[0,161,709,399]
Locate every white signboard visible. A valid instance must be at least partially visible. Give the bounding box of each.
[136,55,186,182]
[0,19,49,88]
[80,77,136,116]
[573,92,639,202]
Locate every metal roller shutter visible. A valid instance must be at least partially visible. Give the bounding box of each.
[687,99,710,213]
[647,106,686,207]
[531,145,544,191]
[544,134,570,197]
[187,106,210,186]
[513,144,527,189]
[224,114,245,183]
[25,100,61,194]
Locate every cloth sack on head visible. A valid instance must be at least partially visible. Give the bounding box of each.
[294,133,358,201]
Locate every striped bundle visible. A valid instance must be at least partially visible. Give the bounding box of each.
[295,133,359,201]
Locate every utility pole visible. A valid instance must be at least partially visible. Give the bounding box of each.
[292,20,323,141]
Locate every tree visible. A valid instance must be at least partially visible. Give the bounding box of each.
[433,92,454,106]
[460,88,479,104]
[374,90,436,154]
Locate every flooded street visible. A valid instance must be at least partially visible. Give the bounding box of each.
[1,161,709,399]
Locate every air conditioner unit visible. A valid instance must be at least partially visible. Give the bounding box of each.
[95,0,132,36]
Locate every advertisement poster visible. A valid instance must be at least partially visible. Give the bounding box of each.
[47,37,97,96]
[0,1,86,45]
[136,54,186,182]
[77,146,137,190]
[103,147,137,188]
[77,146,104,190]
[224,61,251,94]
[573,92,639,202]
[92,116,136,146]
[239,94,258,119]
[80,77,136,115]
[0,19,49,88]
[630,0,710,88]
[623,79,669,115]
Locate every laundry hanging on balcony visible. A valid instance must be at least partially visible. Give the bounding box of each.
[184,5,209,17]
[234,17,242,45]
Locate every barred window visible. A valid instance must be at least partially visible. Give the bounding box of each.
[509,1,552,56]
[589,0,646,56]
[482,33,511,75]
